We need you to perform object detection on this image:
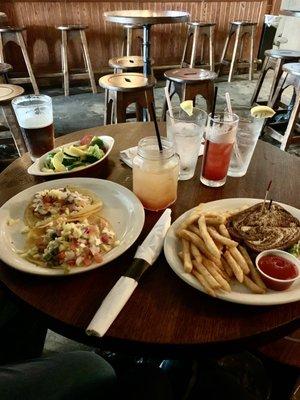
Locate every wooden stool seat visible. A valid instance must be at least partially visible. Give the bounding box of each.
[0,83,27,156]
[0,26,39,94]
[263,62,300,150]
[165,68,217,83]
[187,21,216,27]
[99,72,156,124]
[109,56,154,73]
[0,62,12,74]
[219,20,257,82]
[181,21,215,71]
[162,68,216,120]
[264,49,300,59]
[57,25,96,96]
[251,49,300,105]
[57,25,88,31]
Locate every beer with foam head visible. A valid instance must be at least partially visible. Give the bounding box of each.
[12,95,55,161]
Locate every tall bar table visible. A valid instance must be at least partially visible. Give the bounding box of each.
[104,10,190,76]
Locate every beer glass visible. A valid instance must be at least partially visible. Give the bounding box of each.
[12,95,55,161]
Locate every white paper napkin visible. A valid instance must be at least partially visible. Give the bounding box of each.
[120,144,204,168]
[85,209,172,337]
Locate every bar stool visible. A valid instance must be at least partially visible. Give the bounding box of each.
[109,55,154,74]
[0,26,39,94]
[263,62,300,151]
[161,68,217,120]
[0,62,12,83]
[122,24,143,56]
[251,49,300,105]
[219,21,257,82]
[0,83,27,156]
[57,25,97,96]
[99,73,156,124]
[181,22,216,71]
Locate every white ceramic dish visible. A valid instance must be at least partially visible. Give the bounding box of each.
[0,178,145,276]
[164,198,300,306]
[27,136,114,176]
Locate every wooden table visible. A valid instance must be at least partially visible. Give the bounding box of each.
[0,122,300,357]
[104,10,189,76]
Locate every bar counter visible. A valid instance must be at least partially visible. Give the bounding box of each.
[1,0,271,76]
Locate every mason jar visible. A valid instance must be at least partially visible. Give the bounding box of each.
[132,136,180,211]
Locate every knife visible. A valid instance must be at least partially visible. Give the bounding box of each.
[86,208,172,337]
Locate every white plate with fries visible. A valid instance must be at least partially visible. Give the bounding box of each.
[164,198,300,306]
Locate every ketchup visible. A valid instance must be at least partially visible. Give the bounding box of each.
[258,255,298,280]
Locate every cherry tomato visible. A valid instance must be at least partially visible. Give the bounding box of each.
[80,134,93,146]
[94,253,103,263]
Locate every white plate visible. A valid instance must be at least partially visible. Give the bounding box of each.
[27,136,115,176]
[164,198,300,306]
[0,178,145,276]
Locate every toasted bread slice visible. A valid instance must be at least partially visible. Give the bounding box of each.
[226,202,300,252]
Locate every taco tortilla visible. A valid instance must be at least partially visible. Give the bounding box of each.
[24,186,102,228]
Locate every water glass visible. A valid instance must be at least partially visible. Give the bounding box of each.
[228,107,264,177]
[200,112,239,187]
[166,108,207,180]
[132,137,180,211]
[12,95,54,162]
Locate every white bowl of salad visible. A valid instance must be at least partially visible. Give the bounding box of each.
[27,134,114,176]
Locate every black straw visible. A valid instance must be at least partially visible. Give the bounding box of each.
[150,101,163,152]
[268,199,273,210]
[210,86,218,125]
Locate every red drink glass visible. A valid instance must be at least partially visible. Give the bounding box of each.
[200,112,239,187]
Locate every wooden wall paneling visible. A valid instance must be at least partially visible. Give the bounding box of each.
[0,1,269,77]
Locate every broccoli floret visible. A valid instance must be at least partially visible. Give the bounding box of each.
[90,137,106,151]
[85,144,105,162]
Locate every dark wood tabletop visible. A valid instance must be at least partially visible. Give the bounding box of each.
[0,122,300,357]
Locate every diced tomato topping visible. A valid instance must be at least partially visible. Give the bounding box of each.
[94,253,103,263]
[58,251,65,261]
[101,234,109,244]
[67,260,76,267]
[70,240,78,250]
[83,256,92,266]
[80,134,93,146]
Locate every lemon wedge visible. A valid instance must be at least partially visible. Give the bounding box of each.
[64,145,87,157]
[52,151,66,172]
[250,106,275,119]
[180,100,193,116]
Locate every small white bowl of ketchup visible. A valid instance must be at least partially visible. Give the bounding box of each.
[255,250,300,291]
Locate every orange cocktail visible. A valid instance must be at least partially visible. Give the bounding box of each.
[132,137,179,211]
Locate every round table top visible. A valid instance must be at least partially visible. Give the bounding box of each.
[0,122,300,357]
[99,73,156,92]
[104,10,190,26]
[265,49,300,59]
[282,62,300,76]
[165,68,217,83]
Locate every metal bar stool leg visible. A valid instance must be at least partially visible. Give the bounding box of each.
[79,30,97,94]
[16,32,39,95]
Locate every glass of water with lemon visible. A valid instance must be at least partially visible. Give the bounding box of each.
[166,101,207,180]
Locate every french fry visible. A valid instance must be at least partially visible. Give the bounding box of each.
[219,224,230,238]
[224,250,244,283]
[192,260,220,289]
[207,226,238,247]
[228,247,250,274]
[184,227,222,266]
[178,204,203,231]
[243,275,266,294]
[190,243,202,263]
[198,215,220,259]
[205,216,227,226]
[182,238,193,273]
[221,255,233,278]
[192,269,216,297]
[201,257,231,292]
[239,245,267,290]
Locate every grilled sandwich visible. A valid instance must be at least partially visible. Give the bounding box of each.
[226,202,300,252]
